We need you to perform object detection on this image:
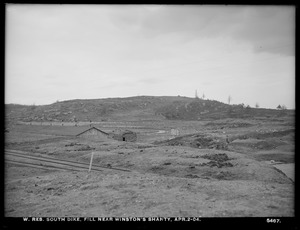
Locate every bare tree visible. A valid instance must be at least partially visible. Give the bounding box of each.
[281,105,287,110]
[277,105,282,110]
[202,93,205,99]
[255,103,259,108]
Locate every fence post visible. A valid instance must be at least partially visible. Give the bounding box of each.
[88,152,94,172]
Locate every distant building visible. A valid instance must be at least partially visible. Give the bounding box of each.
[76,127,109,140]
[109,129,137,142]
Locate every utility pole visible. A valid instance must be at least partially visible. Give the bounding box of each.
[228,95,232,104]
[195,90,199,99]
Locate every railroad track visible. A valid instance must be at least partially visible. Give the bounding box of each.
[5,149,131,173]
[5,159,83,172]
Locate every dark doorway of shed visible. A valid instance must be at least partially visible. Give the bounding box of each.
[123,137,125,141]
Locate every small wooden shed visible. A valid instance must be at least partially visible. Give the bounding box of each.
[76,127,109,140]
[109,129,137,142]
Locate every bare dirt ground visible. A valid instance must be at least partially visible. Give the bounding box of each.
[4,117,295,217]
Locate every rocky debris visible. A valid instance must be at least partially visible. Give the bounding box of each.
[214,171,234,180]
[200,153,233,168]
[137,145,154,149]
[231,129,294,142]
[64,142,95,151]
[184,155,202,159]
[185,174,199,178]
[205,122,253,129]
[155,133,228,150]
[252,140,283,150]
[200,161,233,168]
[65,142,81,147]
[201,153,230,162]
[76,146,95,151]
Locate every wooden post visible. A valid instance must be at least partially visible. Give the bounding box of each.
[88,152,94,172]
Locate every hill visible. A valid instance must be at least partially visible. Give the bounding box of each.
[5,96,293,125]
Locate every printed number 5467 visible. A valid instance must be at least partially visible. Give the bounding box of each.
[267,219,281,223]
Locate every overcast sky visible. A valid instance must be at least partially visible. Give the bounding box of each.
[5,5,295,109]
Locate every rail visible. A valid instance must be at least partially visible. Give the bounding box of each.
[5,149,131,173]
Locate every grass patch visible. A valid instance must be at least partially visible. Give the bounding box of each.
[253,153,294,163]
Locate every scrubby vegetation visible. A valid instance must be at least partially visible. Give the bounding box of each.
[5,96,294,126]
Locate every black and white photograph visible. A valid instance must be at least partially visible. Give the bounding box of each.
[5,4,295,220]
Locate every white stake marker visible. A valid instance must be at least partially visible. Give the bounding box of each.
[88,152,94,172]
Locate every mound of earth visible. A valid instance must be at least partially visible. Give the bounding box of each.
[71,145,293,184]
[200,153,234,168]
[252,139,286,150]
[230,138,288,151]
[231,129,294,141]
[5,162,294,217]
[154,133,228,150]
[205,121,254,129]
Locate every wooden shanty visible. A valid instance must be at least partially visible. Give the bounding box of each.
[109,129,137,142]
[76,126,109,140]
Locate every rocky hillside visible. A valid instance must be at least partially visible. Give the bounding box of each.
[155,98,292,120]
[5,96,293,124]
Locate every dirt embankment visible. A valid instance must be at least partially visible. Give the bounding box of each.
[229,129,294,142]
[4,116,294,218]
[5,163,294,217]
[154,133,228,150]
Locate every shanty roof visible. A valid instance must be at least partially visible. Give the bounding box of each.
[111,129,136,135]
[76,126,109,136]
